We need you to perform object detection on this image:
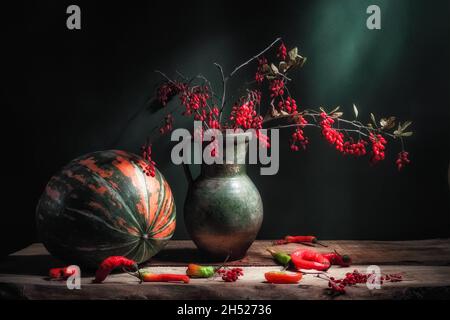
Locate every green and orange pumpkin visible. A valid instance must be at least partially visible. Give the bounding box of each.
[36,150,175,268]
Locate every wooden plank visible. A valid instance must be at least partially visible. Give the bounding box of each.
[151,238,450,266]
[6,239,449,269]
[1,240,449,299]
[1,265,450,300]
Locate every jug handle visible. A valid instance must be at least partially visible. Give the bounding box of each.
[183,163,194,185]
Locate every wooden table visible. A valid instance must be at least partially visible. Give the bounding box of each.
[1,239,449,300]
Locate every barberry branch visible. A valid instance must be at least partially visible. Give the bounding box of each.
[151,39,412,170]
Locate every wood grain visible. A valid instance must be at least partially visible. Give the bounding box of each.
[1,240,449,300]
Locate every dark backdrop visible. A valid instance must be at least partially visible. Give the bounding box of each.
[2,0,450,256]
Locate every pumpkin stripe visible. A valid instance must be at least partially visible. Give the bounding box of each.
[64,207,138,237]
[152,200,175,234]
[160,193,175,231]
[72,239,139,252]
[138,240,149,263]
[129,160,150,223]
[86,170,143,232]
[145,171,161,229]
[112,157,148,228]
[152,181,173,232]
[123,238,148,261]
[152,216,176,238]
[79,157,114,178]
[147,172,165,232]
[152,196,169,232]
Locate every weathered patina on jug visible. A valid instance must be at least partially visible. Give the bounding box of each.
[184,132,263,260]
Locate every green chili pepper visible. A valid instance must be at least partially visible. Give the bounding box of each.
[186,264,216,278]
[267,248,291,266]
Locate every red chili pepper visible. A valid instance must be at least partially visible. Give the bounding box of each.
[49,267,75,280]
[141,272,190,283]
[286,235,318,243]
[273,235,327,247]
[321,251,352,267]
[93,256,138,283]
[264,271,302,284]
[290,249,331,271]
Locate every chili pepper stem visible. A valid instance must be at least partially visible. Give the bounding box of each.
[299,242,315,247]
[301,271,328,276]
[122,264,142,283]
[211,253,233,279]
[213,253,231,273]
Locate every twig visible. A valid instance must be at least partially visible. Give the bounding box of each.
[214,63,227,121]
[229,37,283,77]
[155,70,176,85]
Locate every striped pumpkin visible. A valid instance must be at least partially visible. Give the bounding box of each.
[36,150,175,268]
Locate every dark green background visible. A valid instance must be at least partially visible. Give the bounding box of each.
[2,0,450,256]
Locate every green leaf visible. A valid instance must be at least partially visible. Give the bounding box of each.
[330,106,340,114]
[380,116,396,130]
[330,112,343,118]
[319,107,326,113]
[270,63,279,74]
[288,47,298,61]
[401,121,413,131]
[401,131,413,137]
[370,113,377,126]
[353,104,359,118]
[279,61,288,73]
[299,56,307,68]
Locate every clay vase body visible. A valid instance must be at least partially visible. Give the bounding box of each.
[184,133,263,260]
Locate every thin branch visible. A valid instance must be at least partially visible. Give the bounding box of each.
[229,37,282,77]
[175,70,188,81]
[267,123,319,130]
[154,70,176,85]
[214,63,227,121]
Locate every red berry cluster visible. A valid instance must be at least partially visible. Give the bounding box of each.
[217,267,244,282]
[194,106,220,129]
[208,107,220,129]
[320,112,344,152]
[159,113,174,134]
[369,133,387,165]
[343,139,367,156]
[179,86,210,116]
[277,42,287,61]
[230,101,258,129]
[396,151,410,171]
[156,82,186,106]
[140,142,156,177]
[255,130,271,149]
[278,97,297,114]
[290,129,308,151]
[327,270,403,294]
[230,92,263,130]
[269,79,285,98]
[255,57,267,84]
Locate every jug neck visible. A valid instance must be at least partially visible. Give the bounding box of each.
[201,132,251,177]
